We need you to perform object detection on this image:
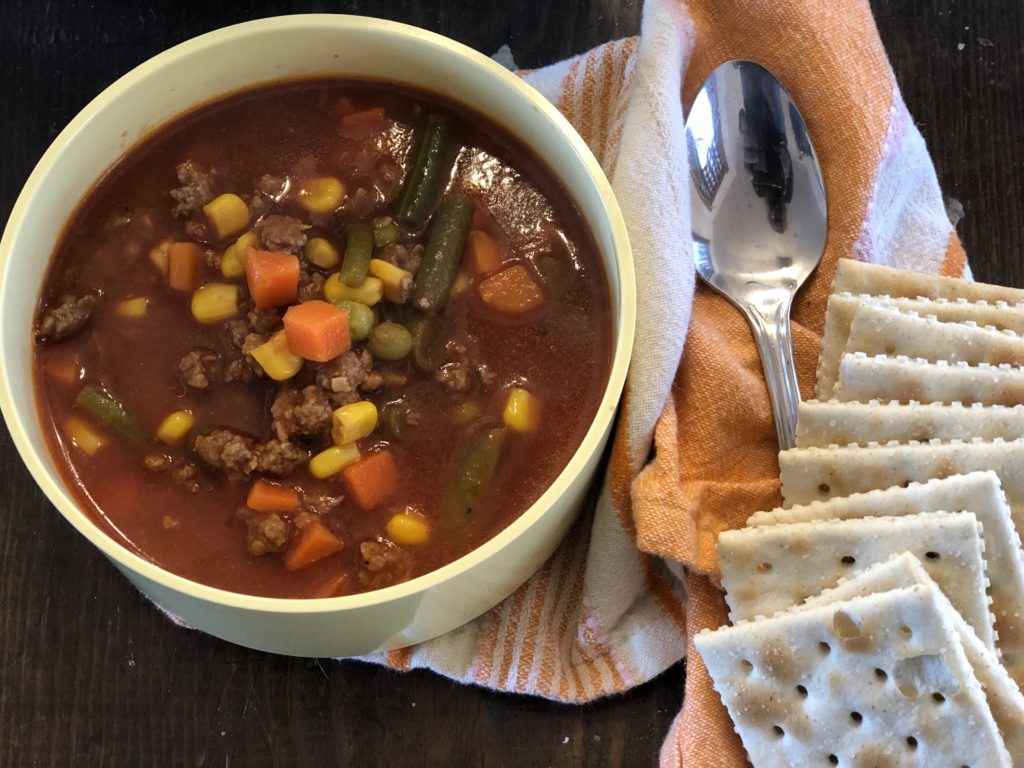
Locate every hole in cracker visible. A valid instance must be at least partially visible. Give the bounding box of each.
[741,659,754,674]
[906,736,918,750]
[875,668,888,681]
[884,343,896,355]
[899,479,911,488]
[772,725,784,738]
[899,625,913,638]
[828,755,838,765]
[832,610,862,639]
[925,551,940,560]
[818,641,831,655]
[840,555,856,566]
[850,711,862,725]
[795,684,808,698]
[757,562,772,573]
[932,692,945,703]
[817,483,830,494]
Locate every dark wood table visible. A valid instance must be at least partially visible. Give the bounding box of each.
[1,2,1018,765]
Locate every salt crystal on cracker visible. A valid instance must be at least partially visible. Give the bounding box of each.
[833,353,1024,405]
[695,584,1011,767]
[844,303,1024,368]
[795,400,1024,447]
[832,258,1024,305]
[816,293,1024,398]
[718,511,995,650]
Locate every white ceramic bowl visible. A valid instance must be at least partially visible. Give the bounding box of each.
[0,15,634,656]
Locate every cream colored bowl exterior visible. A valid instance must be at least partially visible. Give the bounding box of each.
[0,16,635,657]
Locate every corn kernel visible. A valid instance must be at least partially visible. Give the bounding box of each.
[221,231,259,279]
[368,258,412,303]
[115,297,148,317]
[308,443,361,479]
[251,330,303,381]
[386,510,430,546]
[305,237,341,269]
[149,240,171,275]
[66,416,105,456]
[190,282,240,324]
[156,410,195,445]
[203,193,250,239]
[297,177,345,214]
[451,270,471,296]
[502,387,540,433]
[331,401,378,445]
[324,273,383,306]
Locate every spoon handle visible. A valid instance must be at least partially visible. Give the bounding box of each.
[742,295,801,450]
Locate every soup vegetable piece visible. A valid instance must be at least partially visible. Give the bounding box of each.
[32,81,612,599]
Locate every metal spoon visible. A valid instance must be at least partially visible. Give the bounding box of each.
[685,60,827,450]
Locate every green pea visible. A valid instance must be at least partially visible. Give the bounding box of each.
[368,321,413,361]
[373,219,400,248]
[336,301,375,342]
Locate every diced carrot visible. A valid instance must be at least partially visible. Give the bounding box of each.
[168,242,201,292]
[46,350,81,386]
[464,230,504,275]
[477,264,545,315]
[341,107,387,127]
[311,572,349,598]
[342,449,398,511]
[284,520,343,572]
[332,96,357,118]
[282,300,351,362]
[246,479,301,514]
[245,248,300,309]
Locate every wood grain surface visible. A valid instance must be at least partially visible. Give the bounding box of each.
[1,1,1020,766]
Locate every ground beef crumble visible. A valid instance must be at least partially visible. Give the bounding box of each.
[376,242,423,275]
[255,438,310,476]
[170,160,214,217]
[358,539,413,590]
[179,348,221,389]
[298,270,325,302]
[36,294,98,342]
[238,509,289,556]
[257,215,306,254]
[314,349,375,405]
[192,430,259,479]
[270,385,333,442]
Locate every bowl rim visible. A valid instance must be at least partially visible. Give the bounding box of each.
[0,13,636,615]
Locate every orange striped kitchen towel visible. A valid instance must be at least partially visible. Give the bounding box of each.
[367,0,967,765]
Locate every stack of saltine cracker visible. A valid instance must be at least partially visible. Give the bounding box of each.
[695,259,1024,766]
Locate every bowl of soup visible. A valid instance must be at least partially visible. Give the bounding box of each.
[0,15,634,656]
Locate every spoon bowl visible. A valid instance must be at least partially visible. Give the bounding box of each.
[686,60,827,449]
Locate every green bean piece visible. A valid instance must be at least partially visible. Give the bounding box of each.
[372,219,400,248]
[368,321,413,361]
[395,114,453,230]
[407,313,442,372]
[380,400,408,441]
[340,222,374,287]
[336,300,375,342]
[440,428,507,531]
[410,193,475,313]
[536,255,571,299]
[75,382,142,440]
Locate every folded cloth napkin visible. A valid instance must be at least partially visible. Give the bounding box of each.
[147,0,965,761]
